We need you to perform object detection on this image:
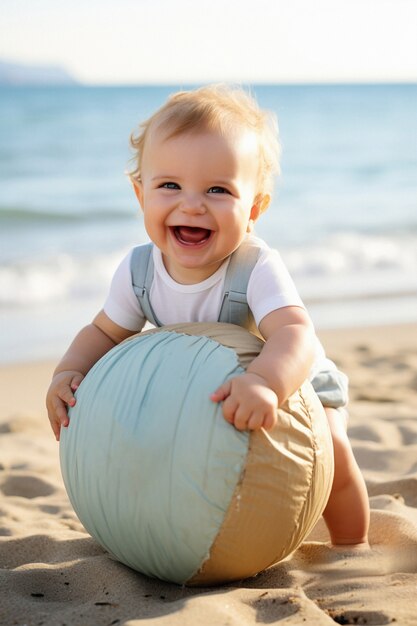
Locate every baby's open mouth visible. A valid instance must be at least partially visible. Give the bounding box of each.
[172,226,212,245]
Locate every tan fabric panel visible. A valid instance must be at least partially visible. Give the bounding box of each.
[188,381,333,585]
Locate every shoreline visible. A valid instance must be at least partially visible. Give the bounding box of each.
[1,321,417,625]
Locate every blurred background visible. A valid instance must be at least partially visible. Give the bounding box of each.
[1,0,416,363]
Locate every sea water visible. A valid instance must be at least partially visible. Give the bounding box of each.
[1,84,416,362]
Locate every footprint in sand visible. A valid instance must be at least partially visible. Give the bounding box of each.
[0,474,56,499]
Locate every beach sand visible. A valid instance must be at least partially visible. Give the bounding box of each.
[1,323,416,625]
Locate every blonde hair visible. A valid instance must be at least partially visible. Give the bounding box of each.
[128,84,280,199]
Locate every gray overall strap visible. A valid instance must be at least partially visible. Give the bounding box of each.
[130,243,162,327]
[218,237,261,329]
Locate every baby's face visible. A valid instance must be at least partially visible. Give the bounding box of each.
[135,127,261,284]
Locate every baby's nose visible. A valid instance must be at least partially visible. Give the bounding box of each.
[180,193,206,214]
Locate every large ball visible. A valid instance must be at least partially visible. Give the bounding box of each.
[60,323,333,585]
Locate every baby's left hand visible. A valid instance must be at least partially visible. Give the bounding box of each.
[210,372,278,431]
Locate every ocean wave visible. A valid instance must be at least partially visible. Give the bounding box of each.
[0,205,135,225]
[0,251,123,307]
[282,232,417,275]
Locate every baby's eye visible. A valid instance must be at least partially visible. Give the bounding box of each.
[208,186,230,194]
[160,182,180,190]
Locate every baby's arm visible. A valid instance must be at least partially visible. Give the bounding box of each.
[46,310,136,441]
[211,306,316,431]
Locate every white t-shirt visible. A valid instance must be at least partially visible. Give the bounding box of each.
[103,237,339,380]
[104,237,305,332]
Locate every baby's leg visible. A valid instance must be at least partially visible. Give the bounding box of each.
[323,407,370,548]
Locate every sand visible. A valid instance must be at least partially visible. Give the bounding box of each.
[1,323,416,625]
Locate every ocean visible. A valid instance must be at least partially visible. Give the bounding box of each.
[1,84,416,363]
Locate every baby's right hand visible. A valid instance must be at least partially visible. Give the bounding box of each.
[46,370,84,441]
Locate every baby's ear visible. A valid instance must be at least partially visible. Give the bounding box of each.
[248,194,270,229]
[132,180,144,209]
[257,194,271,215]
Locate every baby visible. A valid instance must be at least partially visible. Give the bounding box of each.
[46,84,369,549]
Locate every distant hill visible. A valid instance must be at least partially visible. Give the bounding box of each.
[0,59,78,85]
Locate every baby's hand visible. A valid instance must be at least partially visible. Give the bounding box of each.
[210,372,278,431]
[46,370,84,441]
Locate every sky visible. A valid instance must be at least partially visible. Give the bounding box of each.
[1,0,417,84]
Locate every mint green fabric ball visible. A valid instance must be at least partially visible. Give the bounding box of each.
[60,328,250,583]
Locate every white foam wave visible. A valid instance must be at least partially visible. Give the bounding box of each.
[0,251,124,307]
[281,233,417,304]
[283,233,417,277]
